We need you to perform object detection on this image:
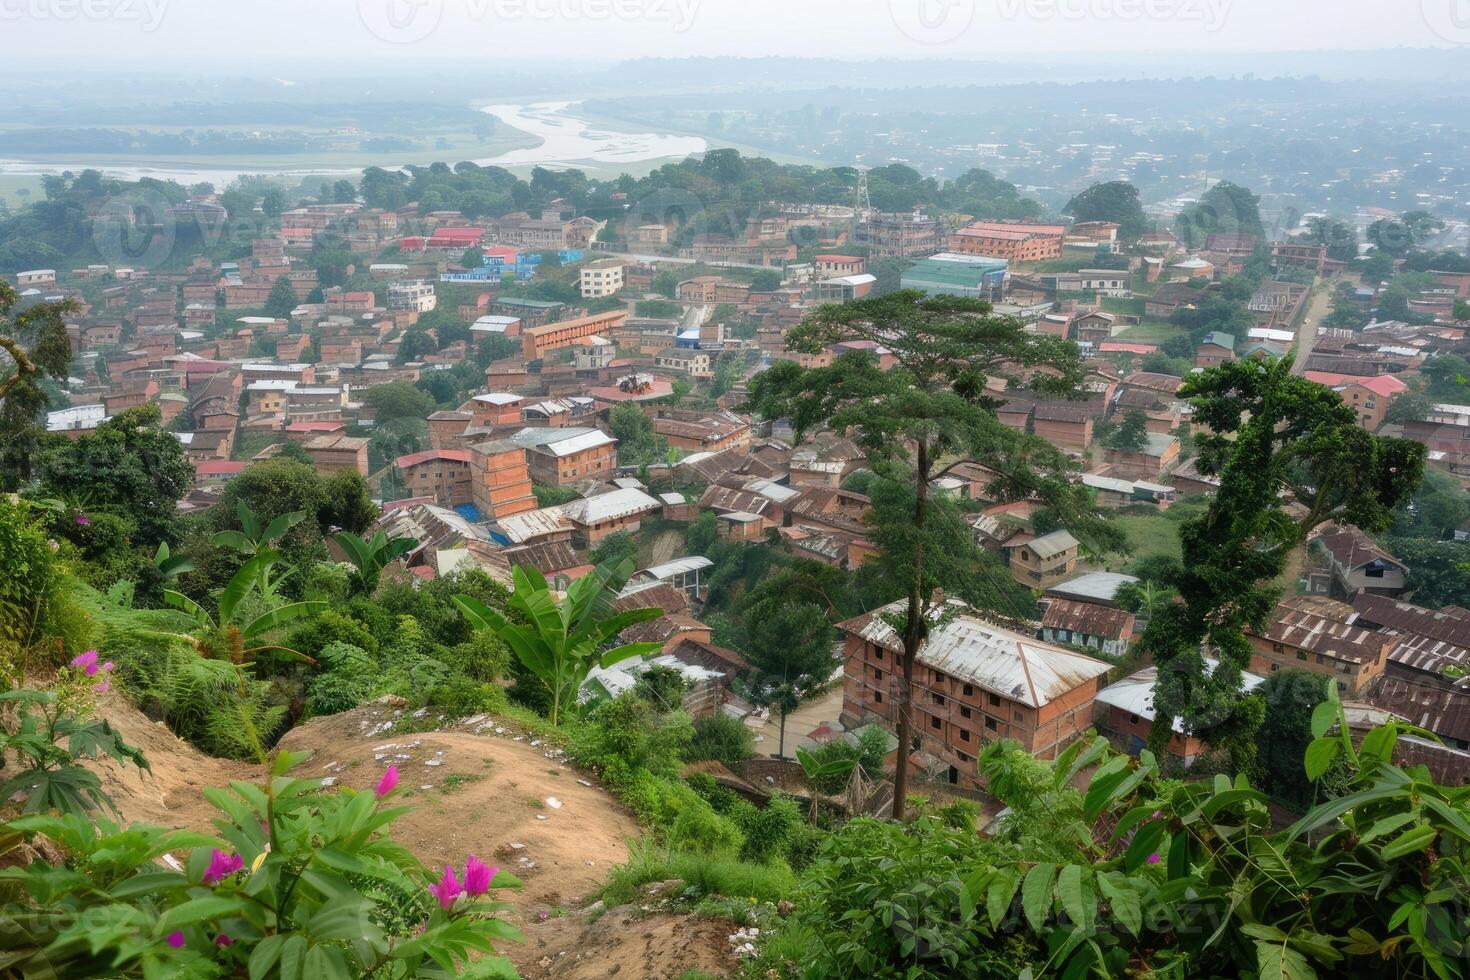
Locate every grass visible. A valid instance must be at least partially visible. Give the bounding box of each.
[594,840,796,913]
[1101,296,1147,317]
[1107,499,1208,572]
[0,174,44,208]
[1115,320,1187,344]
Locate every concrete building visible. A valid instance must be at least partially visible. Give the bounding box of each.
[522,310,628,361]
[579,258,626,299]
[900,252,1008,300]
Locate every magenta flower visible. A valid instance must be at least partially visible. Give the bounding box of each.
[202,849,244,885]
[70,650,99,675]
[463,855,497,897]
[1146,853,1161,865]
[430,865,464,910]
[102,660,115,672]
[166,931,186,949]
[75,513,90,526]
[94,680,111,694]
[215,933,233,948]
[375,765,399,798]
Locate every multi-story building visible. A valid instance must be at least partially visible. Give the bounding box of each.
[387,280,437,314]
[838,598,1112,778]
[395,449,474,507]
[948,222,1066,263]
[857,211,945,260]
[579,258,625,299]
[521,310,628,361]
[1006,529,1081,589]
[467,441,538,519]
[1310,524,1409,600]
[505,426,617,486]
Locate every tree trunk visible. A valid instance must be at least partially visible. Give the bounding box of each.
[891,440,930,821]
[778,705,787,759]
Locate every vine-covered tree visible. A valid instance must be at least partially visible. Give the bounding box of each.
[1142,357,1424,772]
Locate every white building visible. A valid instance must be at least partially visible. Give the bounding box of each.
[579,259,626,299]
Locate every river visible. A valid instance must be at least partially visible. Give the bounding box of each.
[0,102,707,186]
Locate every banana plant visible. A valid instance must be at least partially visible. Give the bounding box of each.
[162,551,324,666]
[333,529,418,596]
[454,558,664,725]
[211,500,307,599]
[149,540,194,581]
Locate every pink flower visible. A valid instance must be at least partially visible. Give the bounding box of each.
[463,855,497,897]
[70,650,99,675]
[93,680,111,694]
[202,849,244,885]
[215,933,233,948]
[75,513,89,526]
[1146,853,1161,865]
[102,661,115,672]
[430,865,464,910]
[166,931,186,949]
[375,765,399,798]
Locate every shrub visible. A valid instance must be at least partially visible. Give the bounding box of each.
[669,805,745,857]
[686,712,755,765]
[426,677,509,716]
[596,841,796,910]
[305,641,374,716]
[0,750,523,977]
[735,794,802,865]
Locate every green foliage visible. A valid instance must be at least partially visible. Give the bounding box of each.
[334,529,418,597]
[0,680,147,819]
[608,403,668,466]
[264,274,298,318]
[587,529,638,569]
[0,496,77,671]
[305,641,376,716]
[362,380,437,424]
[0,281,75,488]
[758,696,1470,979]
[531,483,581,508]
[1388,537,1470,609]
[0,750,523,978]
[595,840,796,911]
[1142,356,1425,769]
[686,712,755,766]
[37,404,194,549]
[1063,181,1147,240]
[455,559,662,725]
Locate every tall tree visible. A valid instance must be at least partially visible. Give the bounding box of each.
[0,281,75,488]
[741,602,838,758]
[1063,181,1146,240]
[264,276,298,319]
[1142,357,1424,772]
[747,291,1101,819]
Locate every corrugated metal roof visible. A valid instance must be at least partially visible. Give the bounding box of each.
[840,599,1111,708]
[561,488,661,526]
[494,506,571,544]
[639,556,715,580]
[1029,529,1080,559]
[1096,659,1266,734]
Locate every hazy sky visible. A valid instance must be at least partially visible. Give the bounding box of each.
[4,0,1468,61]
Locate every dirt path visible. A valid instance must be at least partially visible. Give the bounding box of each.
[86,697,750,976]
[1293,279,1334,375]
